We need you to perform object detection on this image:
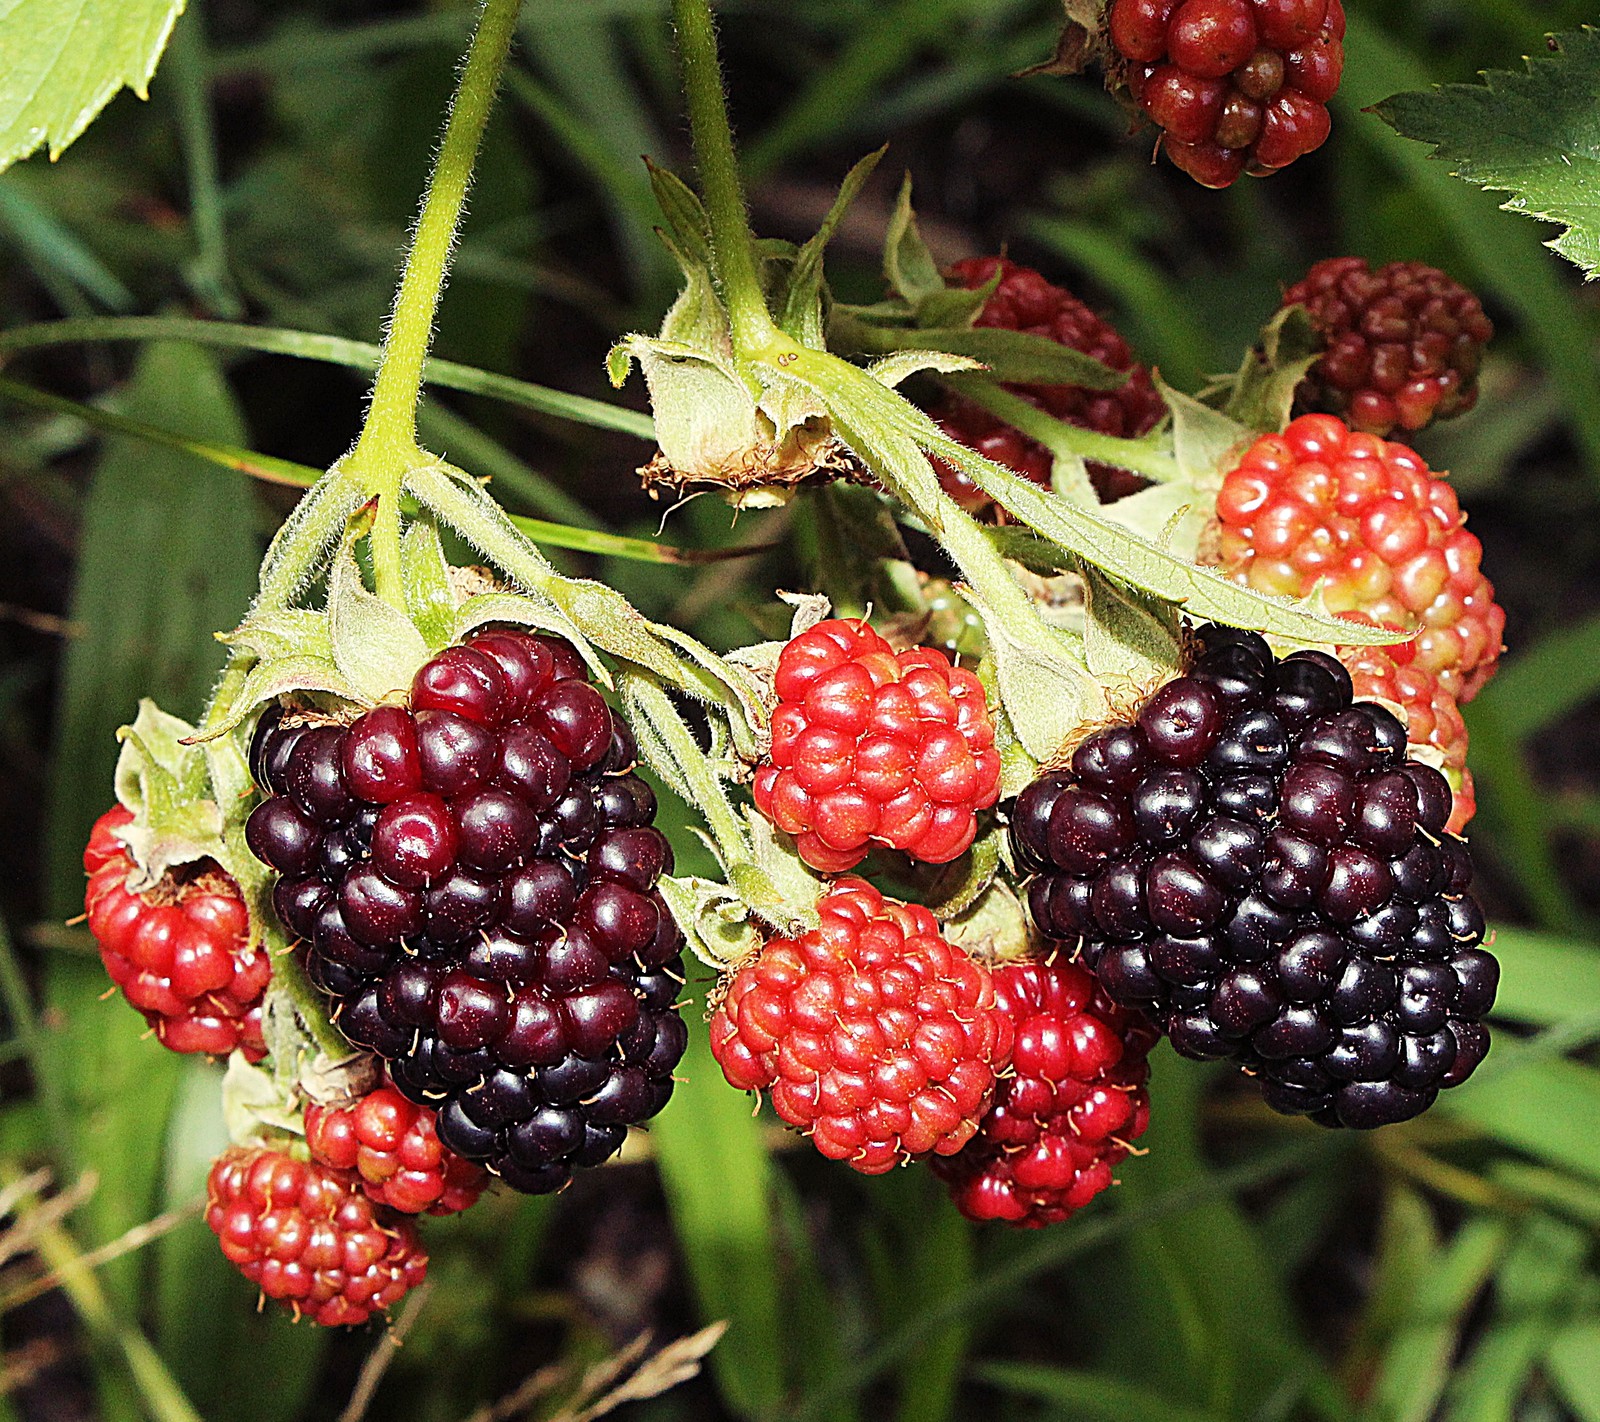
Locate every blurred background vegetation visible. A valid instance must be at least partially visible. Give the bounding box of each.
[2,0,1599,1419]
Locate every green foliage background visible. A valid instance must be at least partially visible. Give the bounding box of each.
[1,2,1598,1420]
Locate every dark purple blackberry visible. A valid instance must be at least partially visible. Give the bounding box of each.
[1013,625,1497,1129]
[245,627,687,1192]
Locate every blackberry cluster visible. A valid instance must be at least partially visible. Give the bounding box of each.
[1107,0,1346,187]
[1012,627,1497,1129]
[245,627,688,1194]
[928,257,1163,506]
[1284,257,1494,435]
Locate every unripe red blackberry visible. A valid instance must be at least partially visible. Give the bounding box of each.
[1284,258,1493,435]
[1013,625,1497,1129]
[708,879,1014,1173]
[305,1083,488,1215]
[929,258,1162,507]
[1107,0,1346,187]
[84,806,269,1060]
[1213,414,1504,702]
[205,1146,427,1326]
[753,618,1001,873]
[245,627,688,1195]
[933,958,1156,1227]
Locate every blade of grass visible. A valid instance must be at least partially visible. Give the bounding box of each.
[0,182,134,311]
[0,316,656,441]
[1444,1059,1600,1183]
[783,1132,1342,1421]
[1485,927,1600,1027]
[1469,611,1600,742]
[168,9,243,318]
[974,1361,1231,1422]
[0,377,771,566]
[1547,1319,1600,1422]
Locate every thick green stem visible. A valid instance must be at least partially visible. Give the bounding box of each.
[944,376,1183,484]
[670,0,782,359]
[346,0,521,602]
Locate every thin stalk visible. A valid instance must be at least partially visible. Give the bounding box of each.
[169,10,242,318]
[346,0,522,604]
[942,375,1183,484]
[670,0,781,360]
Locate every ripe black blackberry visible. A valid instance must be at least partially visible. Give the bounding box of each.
[245,627,688,1193]
[1012,626,1496,1129]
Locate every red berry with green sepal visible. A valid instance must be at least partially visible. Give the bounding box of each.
[84,806,270,1061]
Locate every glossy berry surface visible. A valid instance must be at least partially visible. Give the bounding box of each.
[708,879,1014,1172]
[1213,414,1504,702]
[1339,618,1474,832]
[1107,0,1346,186]
[305,1083,488,1215]
[245,627,687,1195]
[84,806,269,1061]
[1284,257,1494,435]
[753,618,1001,873]
[927,258,1163,506]
[933,958,1156,1227]
[205,1147,427,1327]
[1014,626,1498,1129]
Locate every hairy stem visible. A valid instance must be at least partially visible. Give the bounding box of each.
[670,0,781,361]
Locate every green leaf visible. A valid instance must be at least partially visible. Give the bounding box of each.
[1365,1217,1510,1422]
[1548,1318,1600,1422]
[1487,927,1600,1027]
[0,0,187,172]
[652,1008,786,1421]
[1372,26,1600,278]
[1444,1214,1590,1421]
[1444,1059,1600,1183]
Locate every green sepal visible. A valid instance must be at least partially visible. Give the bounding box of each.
[328,538,432,702]
[923,823,1005,921]
[658,875,762,970]
[1081,566,1184,694]
[777,147,885,350]
[111,700,226,887]
[1214,304,1323,433]
[883,174,945,309]
[941,875,1032,966]
[401,515,460,649]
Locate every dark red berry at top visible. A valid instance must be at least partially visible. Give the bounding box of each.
[933,956,1156,1227]
[928,258,1163,506]
[85,806,270,1061]
[1212,414,1504,703]
[305,1083,487,1215]
[709,879,1014,1173]
[1014,625,1498,1129]
[753,618,1001,873]
[1107,0,1345,187]
[205,1146,427,1326]
[1283,257,1494,436]
[245,627,686,1195]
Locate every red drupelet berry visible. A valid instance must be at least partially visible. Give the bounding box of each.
[1212,414,1504,702]
[1284,257,1494,436]
[933,958,1156,1227]
[305,1084,488,1216]
[84,807,270,1061]
[205,1146,428,1327]
[708,879,1014,1173]
[752,619,1001,873]
[1106,0,1346,187]
[928,258,1163,507]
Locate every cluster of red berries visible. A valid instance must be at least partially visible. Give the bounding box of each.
[205,1146,428,1327]
[83,806,269,1060]
[1284,257,1494,436]
[754,618,1001,872]
[928,258,1163,506]
[932,958,1155,1226]
[245,626,687,1196]
[1107,0,1346,187]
